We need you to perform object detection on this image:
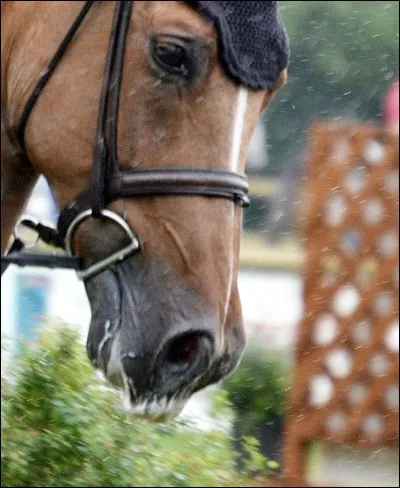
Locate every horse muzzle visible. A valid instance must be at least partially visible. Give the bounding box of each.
[84,257,220,420]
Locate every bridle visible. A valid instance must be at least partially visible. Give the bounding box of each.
[1,1,250,280]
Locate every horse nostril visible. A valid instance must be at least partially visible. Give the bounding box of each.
[164,332,211,372]
[166,334,199,366]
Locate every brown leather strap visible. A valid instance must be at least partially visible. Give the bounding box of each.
[109,168,249,197]
[1,238,24,276]
[17,1,95,155]
[57,168,249,241]
[91,1,132,216]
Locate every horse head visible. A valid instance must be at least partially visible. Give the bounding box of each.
[1,1,288,420]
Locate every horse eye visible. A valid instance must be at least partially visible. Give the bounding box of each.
[151,39,192,79]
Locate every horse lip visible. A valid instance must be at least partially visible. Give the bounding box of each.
[121,369,186,421]
[122,388,187,422]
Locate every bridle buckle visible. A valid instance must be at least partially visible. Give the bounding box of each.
[13,216,42,249]
[64,209,140,280]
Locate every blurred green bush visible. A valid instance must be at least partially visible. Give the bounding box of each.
[222,341,291,434]
[1,322,261,488]
[219,341,292,475]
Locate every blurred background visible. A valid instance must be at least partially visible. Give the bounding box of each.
[1,2,398,487]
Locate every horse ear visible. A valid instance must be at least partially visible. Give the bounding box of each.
[261,68,288,111]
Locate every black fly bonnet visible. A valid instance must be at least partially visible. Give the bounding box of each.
[187,1,289,90]
[1,1,289,279]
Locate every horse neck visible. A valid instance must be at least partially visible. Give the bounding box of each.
[2,2,84,130]
[1,3,48,252]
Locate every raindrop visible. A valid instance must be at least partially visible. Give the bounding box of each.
[152,128,167,142]
[39,68,50,77]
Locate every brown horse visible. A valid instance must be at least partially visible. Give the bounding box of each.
[1,1,288,420]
